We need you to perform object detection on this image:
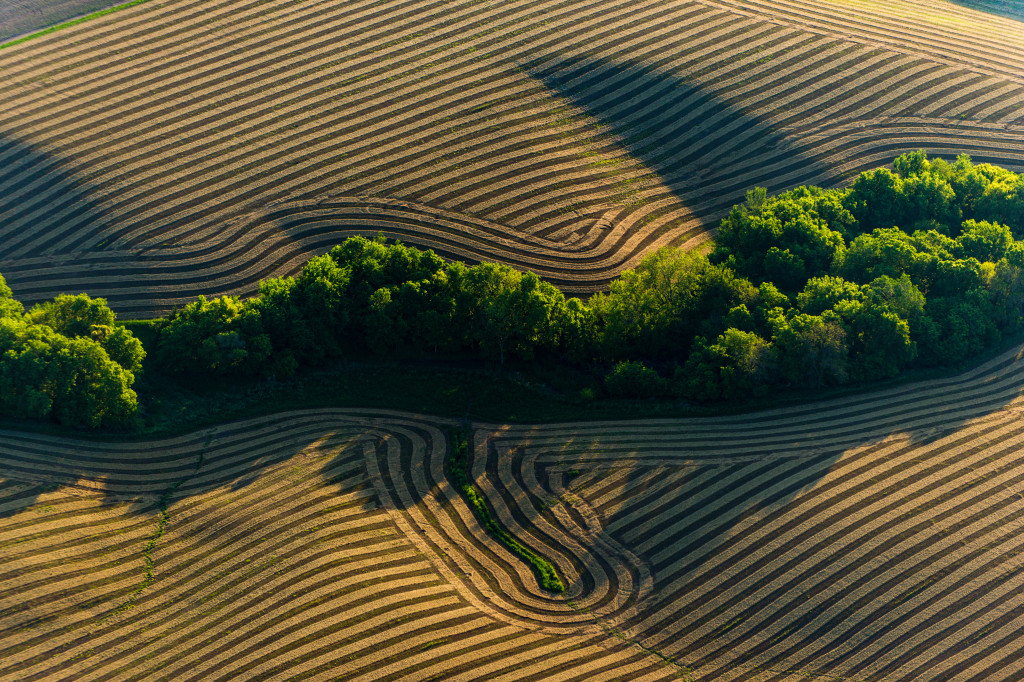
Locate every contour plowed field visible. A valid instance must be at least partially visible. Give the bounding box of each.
[4,343,1024,680]
[1,0,1022,315]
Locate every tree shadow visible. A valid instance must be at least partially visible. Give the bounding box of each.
[0,418,378,522]
[557,345,1024,674]
[0,132,115,304]
[0,345,1021,663]
[0,130,268,318]
[520,53,844,234]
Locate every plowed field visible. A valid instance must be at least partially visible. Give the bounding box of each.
[3,343,1024,680]
[5,0,1024,678]
[1,0,1022,315]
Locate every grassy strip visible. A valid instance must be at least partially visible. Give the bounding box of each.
[0,0,152,50]
[98,436,208,622]
[447,430,564,593]
[99,499,167,622]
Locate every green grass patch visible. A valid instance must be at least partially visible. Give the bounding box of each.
[0,0,154,50]
[447,430,564,593]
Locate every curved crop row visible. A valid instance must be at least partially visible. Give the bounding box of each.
[0,411,675,680]
[491,343,1024,679]
[4,343,1024,677]
[701,0,1024,84]
[0,0,1022,314]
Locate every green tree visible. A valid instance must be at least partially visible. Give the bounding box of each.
[243,276,308,377]
[47,335,138,428]
[0,316,137,428]
[899,172,960,233]
[864,274,926,322]
[713,193,846,288]
[990,247,1024,331]
[466,264,558,364]
[159,295,270,374]
[834,299,915,381]
[290,254,352,361]
[796,276,864,315]
[547,297,597,364]
[26,293,145,372]
[604,361,668,399]
[976,172,1024,235]
[924,292,1000,365]
[956,219,1013,262]
[682,328,774,401]
[88,324,145,373]
[893,150,930,178]
[0,318,55,420]
[595,248,754,360]
[27,293,115,337]
[845,168,904,233]
[0,274,24,319]
[772,312,849,388]
[839,228,920,283]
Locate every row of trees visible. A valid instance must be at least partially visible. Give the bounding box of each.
[156,152,1024,402]
[674,152,1024,400]
[7,152,1022,428]
[157,238,593,377]
[154,153,1024,403]
[0,278,143,427]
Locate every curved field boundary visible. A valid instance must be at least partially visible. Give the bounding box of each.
[0,0,1022,314]
[3,113,1024,314]
[4,345,1024,677]
[489,344,1024,680]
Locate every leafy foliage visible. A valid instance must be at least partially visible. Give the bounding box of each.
[157,235,591,377]
[604,361,669,399]
[0,283,141,428]
[148,153,1024,407]
[11,152,1024,429]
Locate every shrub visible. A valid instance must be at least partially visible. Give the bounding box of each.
[604,361,668,398]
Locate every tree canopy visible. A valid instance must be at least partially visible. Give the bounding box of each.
[0,284,141,428]
[7,151,1024,429]
[150,153,1024,405]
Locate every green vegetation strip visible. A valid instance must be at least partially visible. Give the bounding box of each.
[99,498,167,622]
[5,153,1024,433]
[447,430,564,593]
[0,0,153,50]
[99,437,206,622]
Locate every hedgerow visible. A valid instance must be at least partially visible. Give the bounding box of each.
[5,152,1024,427]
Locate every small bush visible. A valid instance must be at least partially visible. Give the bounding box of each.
[604,361,668,398]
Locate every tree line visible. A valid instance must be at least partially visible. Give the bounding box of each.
[3,152,1023,427]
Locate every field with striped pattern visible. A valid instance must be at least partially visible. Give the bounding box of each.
[0,0,1022,316]
[3,342,1024,680]
[5,0,1024,678]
